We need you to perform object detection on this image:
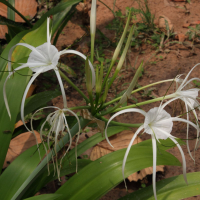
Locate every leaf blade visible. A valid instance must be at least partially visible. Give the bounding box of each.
[55,146,181,200]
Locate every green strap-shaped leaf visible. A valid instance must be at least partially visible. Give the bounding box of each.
[136,137,185,151]
[23,159,92,199]
[7,0,15,21]
[0,0,81,172]
[55,146,181,200]
[11,119,89,200]
[24,194,62,200]
[0,144,46,200]
[119,172,200,200]
[0,20,47,172]
[20,126,129,198]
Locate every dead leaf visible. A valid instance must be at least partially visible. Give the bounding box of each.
[3,131,41,168]
[14,120,24,129]
[0,0,38,39]
[90,130,164,182]
[174,33,186,42]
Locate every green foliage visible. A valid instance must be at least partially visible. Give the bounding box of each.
[0,0,199,199]
[24,194,62,200]
[119,172,200,200]
[0,21,48,172]
[0,144,47,200]
[54,145,181,200]
[187,25,200,41]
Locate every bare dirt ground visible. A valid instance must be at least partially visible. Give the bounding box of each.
[36,0,200,199]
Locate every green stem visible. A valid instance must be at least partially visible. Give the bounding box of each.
[95,93,100,107]
[59,70,89,104]
[99,103,120,116]
[99,116,142,128]
[113,94,174,112]
[102,79,174,108]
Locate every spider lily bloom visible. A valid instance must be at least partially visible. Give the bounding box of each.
[3,17,96,125]
[164,63,200,161]
[105,106,199,200]
[31,106,81,180]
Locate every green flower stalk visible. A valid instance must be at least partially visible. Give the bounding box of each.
[102,81,109,104]
[85,57,94,111]
[102,10,133,88]
[119,60,143,105]
[108,25,134,90]
[95,62,104,105]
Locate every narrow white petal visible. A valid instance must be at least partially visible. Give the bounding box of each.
[183,77,200,89]
[60,113,72,164]
[20,70,43,127]
[170,137,188,185]
[161,96,180,110]
[171,117,198,131]
[55,114,63,180]
[63,108,81,172]
[59,49,96,88]
[122,125,144,190]
[105,108,146,147]
[38,116,50,174]
[8,43,47,72]
[179,63,200,88]
[184,100,199,160]
[153,127,176,139]
[152,134,158,200]
[184,100,195,162]
[54,68,67,108]
[3,63,33,118]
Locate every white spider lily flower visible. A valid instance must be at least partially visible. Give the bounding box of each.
[165,63,200,161]
[3,17,96,124]
[105,106,199,200]
[31,106,81,180]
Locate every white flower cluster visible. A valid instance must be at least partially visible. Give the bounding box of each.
[3,3,200,199]
[3,18,96,179]
[105,64,200,200]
